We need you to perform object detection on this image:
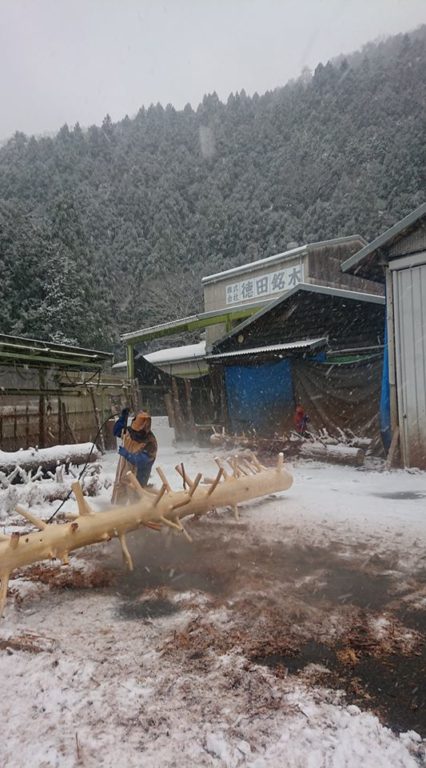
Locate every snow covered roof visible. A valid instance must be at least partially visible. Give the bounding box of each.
[208,338,327,360]
[202,235,366,285]
[145,341,206,366]
[112,342,207,372]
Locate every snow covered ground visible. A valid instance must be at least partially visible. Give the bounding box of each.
[0,418,425,767]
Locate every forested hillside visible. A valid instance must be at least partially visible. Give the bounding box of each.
[0,27,425,350]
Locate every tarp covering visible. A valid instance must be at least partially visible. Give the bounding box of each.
[380,323,392,452]
[292,357,383,441]
[224,359,294,434]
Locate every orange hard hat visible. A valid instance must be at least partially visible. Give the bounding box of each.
[131,411,151,431]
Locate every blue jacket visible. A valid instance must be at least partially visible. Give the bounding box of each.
[113,409,129,437]
[118,445,154,486]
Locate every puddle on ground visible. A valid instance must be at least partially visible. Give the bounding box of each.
[254,624,426,736]
[107,532,395,611]
[111,529,233,598]
[352,648,426,736]
[252,641,335,673]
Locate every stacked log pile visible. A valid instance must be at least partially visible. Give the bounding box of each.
[210,427,371,467]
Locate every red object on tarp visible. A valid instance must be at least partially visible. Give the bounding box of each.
[294,405,308,434]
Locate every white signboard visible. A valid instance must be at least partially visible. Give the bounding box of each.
[225,263,304,305]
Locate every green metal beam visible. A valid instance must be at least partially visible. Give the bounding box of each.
[126,343,135,379]
[124,306,259,345]
[0,387,124,396]
[0,350,105,370]
[0,341,105,361]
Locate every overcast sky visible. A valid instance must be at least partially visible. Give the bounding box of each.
[0,0,424,140]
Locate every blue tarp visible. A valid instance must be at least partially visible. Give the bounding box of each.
[224,359,294,434]
[380,321,392,452]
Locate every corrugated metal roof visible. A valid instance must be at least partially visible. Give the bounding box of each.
[341,203,426,278]
[202,235,366,285]
[212,283,385,349]
[0,333,112,370]
[207,338,327,360]
[0,333,112,359]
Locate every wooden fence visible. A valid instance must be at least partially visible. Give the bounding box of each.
[0,372,138,452]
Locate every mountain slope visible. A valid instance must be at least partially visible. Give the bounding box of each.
[0,27,424,349]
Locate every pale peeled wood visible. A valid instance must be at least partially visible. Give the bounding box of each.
[299,441,364,466]
[0,453,293,615]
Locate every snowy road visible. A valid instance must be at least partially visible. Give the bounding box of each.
[0,424,425,767]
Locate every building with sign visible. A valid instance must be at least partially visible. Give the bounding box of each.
[202,235,381,345]
[119,234,385,441]
[121,235,382,372]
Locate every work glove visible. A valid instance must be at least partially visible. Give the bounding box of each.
[118,446,128,460]
[121,407,130,418]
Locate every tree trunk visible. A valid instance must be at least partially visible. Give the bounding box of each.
[0,443,101,475]
[299,442,364,466]
[0,453,292,615]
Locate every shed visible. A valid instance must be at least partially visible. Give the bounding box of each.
[113,343,212,427]
[342,202,426,468]
[211,284,385,355]
[120,302,268,380]
[208,285,385,438]
[0,334,132,450]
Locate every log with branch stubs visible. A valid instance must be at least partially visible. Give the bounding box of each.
[0,452,293,615]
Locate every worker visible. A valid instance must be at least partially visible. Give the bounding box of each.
[112,409,158,503]
[294,404,309,436]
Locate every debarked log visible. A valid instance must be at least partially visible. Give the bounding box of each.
[299,441,364,466]
[0,452,293,615]
[0,443,101,476]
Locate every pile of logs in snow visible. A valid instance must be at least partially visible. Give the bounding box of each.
[210,427,371,467]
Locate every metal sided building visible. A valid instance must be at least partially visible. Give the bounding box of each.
[119,235,385,440]
[208,284,385,439]
[342,202,426,469]
[202,235,382,346]
[121,235,383,380]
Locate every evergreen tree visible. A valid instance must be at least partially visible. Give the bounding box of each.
[0,26,424,350]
